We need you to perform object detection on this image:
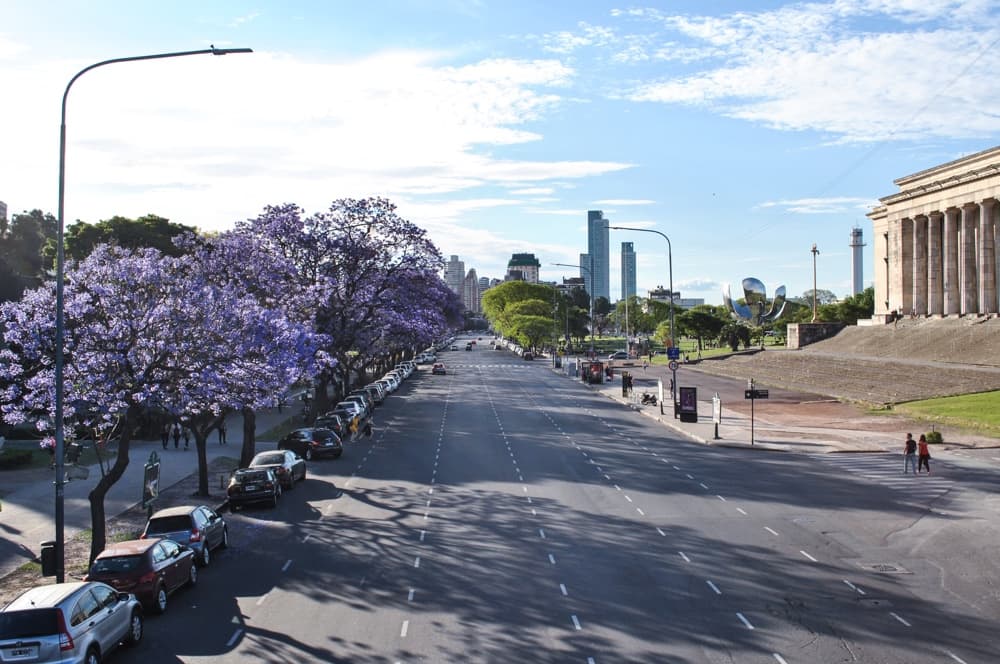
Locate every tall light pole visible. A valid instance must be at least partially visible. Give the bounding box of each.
[553,263,594,355]
[811,243,820,323]
[52,46,252,583]
[609,226,675,413]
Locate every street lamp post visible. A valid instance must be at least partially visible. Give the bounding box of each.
[52,45,252,583]
[553,263,594,355]
[609,226,675,415]
[811,243,820,323]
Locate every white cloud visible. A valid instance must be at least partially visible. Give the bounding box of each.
[593,198,655,205]
[542,22,616,54]
[510,186,555,195]
[229,12,261,27]
[758,197,876,214]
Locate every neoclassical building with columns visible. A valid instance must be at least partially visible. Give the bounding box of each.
[868,146,1000,323]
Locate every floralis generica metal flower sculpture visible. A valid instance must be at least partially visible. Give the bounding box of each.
[722,278,787,327]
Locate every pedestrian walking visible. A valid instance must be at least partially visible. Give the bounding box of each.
[903,433,917,474]
[172,423,180,449]
[218,420,227,445]
[160,424,169,450]
[917,434,931,473]
[642,359,648,373]
[182,426,190,450]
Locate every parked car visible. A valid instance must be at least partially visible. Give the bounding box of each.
[376,376,396,394]
[314,412,352,442]
[432,363,447,375]
[278,427,342,460]
[523,352,533,360]
[465,343,473,351]
[0,581,143,664]
[363,382,386,405]
[85,538,196,614]
[227,467,281,510]
[451,344,459,350]
[608,351,629,360]
[249,450,306,488]
[346,391,374,415]
[141,505,228,568]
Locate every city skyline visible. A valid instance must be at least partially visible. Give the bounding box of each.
[3,3,1000,304]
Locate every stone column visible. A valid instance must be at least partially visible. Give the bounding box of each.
[927,211,943,316]
[962,203,979,315]
[912,215,928,315]
[980,199,998,314]
[943,207,960,315]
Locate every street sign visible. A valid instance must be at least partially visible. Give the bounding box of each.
[744,389,769,399]
[668,360,679,372]
[667,347,681,360]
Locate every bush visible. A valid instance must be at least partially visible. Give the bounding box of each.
[0,449,34,469]
[925,430,943,444]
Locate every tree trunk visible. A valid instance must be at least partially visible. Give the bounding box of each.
[88,410,136,566]
[240,407,256,468]
[195,428,210,497]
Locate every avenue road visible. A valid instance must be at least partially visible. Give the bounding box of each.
[118,338,1000,663]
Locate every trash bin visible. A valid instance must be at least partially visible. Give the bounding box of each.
[40,540,57,577]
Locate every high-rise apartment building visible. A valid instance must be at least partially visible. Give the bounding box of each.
[587,210,610,301]
[507,253,541,283]
[444,255,465,296]
[463,268,480,313]
[621,241,636,301]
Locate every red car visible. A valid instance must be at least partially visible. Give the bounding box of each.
[432,363,447,375]
[85,538,197,614]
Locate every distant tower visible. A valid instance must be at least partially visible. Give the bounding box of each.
[620,241,636,301]
[444,255,465,296]
[850,227,866,295]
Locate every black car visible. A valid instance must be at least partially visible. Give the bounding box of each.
[227,468,281,509]
[249,450,306,489]
[142,504,228,567]
[278,427,342,460]
[315,412,352,442]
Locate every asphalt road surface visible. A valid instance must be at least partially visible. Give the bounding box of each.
[119,340,1000,663]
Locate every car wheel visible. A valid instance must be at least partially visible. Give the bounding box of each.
[305,448,314,461]
[220,527,229,549]
[271,490,279,508]
[154,584,168,614]
[125,609,143,646]
[199,545,210,567]
[84,646,101,664]
[188,563,198,586]
[300,468,307,482]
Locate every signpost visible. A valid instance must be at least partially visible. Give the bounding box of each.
[744,379,769,445]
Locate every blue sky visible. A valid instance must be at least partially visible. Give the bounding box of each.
[3,1,1000,304]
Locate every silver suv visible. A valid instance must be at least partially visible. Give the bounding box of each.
[0,581,143,664]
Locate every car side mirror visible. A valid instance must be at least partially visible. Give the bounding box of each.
[118,592,130,602]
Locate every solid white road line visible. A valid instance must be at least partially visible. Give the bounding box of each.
[764,526,780,536]
[560,583,568,596]
[226,629,243,647]
[842,579,865,594]
[686,474,694,480]
[400,620,409,637]
[539,529,546,539]
[549,554,556,564]
[890,612,911,627]
[800,550,818,562]
[679,551,691,563]
[636,508,645,515]
[614,484,621,491]
[736,612,755,630]
[699,482,709,490]
[571,614,582,630]
[736,507,748,516]
[773,654,789,664]
[624,495,633,502]
[717,495,727,502]
[706,580,722,595]
[657,527,666,536]
[946,651,969,663]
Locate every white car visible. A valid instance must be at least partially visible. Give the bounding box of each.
[375,378,395,394]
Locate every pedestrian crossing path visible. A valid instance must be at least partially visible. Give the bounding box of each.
[819,453,955,505]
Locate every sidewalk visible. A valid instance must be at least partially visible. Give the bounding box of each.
[551,358,1000,454]
[0,404,297,581]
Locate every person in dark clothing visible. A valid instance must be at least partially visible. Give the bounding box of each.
[917,434,931,473]
[172,423,180,449]
[161,424,169,450]
[182,426,190,450]
[903,433,917,474]
[218,420,227,445]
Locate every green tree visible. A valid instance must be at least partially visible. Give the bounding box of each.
[0,209,58,302]
[509,315,554,351]
[63,214,197,262]
[481,281,556,338]
[676,305,727,351]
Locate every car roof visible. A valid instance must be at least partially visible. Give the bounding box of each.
[96,538,159,558]
[5,581,92,609]
[149,505,202,519]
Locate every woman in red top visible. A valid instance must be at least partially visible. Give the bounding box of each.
[917,434,931,473]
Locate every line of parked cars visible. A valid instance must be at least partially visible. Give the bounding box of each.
[0,355,436,664]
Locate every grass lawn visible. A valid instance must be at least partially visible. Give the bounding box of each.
[894,391,1000,437]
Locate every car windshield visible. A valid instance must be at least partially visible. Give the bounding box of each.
[146,515,191,533]
[0,608,60,638]
[234,470,269,483]
[253,453,285,465]
[91,555,143,574]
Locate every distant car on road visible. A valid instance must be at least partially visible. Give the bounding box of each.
[85,538,197,614]
[0,581,143,663]
[141,504,228,568]
[249,450,306,488]
[608,351,629,360]
[432,363,447,375]
[227,467,281,510]
[451,344,458,350]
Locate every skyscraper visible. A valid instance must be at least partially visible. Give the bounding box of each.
[579,253,591,296]
[463,268,480,313]
[587,210,610,301]
[444,255,465,296]
[621,241,636,301]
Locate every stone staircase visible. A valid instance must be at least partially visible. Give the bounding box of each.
[691,317,1000,405]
